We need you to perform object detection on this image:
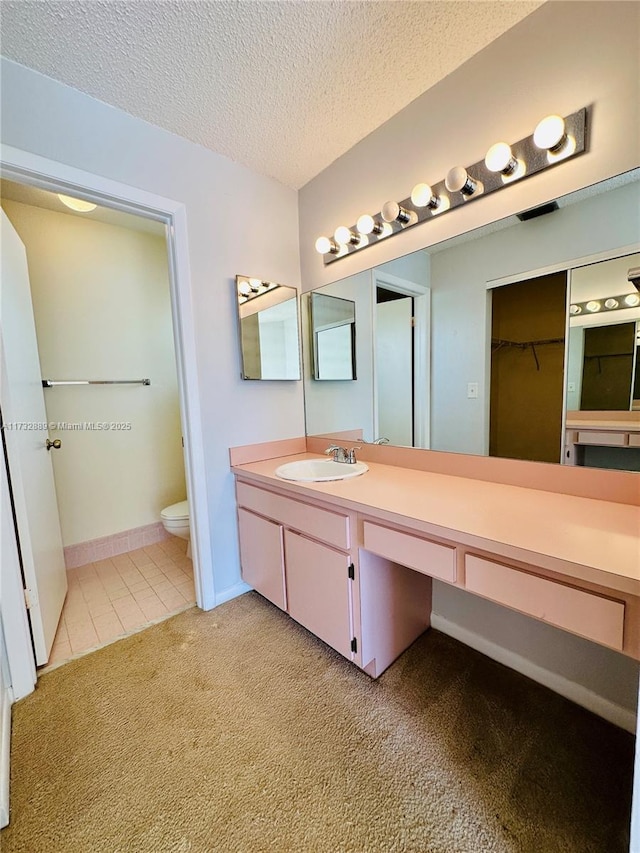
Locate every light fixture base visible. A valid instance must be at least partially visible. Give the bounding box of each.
[321,107,587,265]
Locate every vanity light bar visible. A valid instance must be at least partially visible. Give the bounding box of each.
[569,292,640,316]
[236,275,280,303]
[316,107,587,265]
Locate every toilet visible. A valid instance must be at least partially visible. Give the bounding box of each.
[160,500,191,557]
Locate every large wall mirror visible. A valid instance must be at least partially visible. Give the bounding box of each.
[236,277,301,380]
[302,169,640,471]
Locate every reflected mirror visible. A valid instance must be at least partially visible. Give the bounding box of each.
[564,253,640,470]
[303,169,640,471]
[236,276,301,380]
[310,292,356,380]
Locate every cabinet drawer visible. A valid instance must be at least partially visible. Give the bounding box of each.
[465,554,625,651]
[363,522,456,583]
[628,433,640,448]
[577,430,626,446]
[236,482,350,549]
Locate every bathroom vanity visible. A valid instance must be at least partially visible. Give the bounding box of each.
[231,439,640,679]
[565,411,640,465]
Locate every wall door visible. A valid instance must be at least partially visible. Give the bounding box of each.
[1,210,67,665]
[376,295,414,446]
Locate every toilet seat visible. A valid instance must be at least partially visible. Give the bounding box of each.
[161,500,189,524]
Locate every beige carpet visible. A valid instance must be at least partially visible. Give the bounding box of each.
[1,592,634,853]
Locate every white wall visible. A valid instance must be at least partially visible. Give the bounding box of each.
[0,57,303,599]
[299,2,640,291]
[2,200,186,546]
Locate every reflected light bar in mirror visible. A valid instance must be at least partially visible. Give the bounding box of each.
[570,294,640,316]
[317,107,588,265]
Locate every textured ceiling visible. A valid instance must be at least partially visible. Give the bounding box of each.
[0,1,544,189]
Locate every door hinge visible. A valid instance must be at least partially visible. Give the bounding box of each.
[411,316,416,327]
[350,637,358,654]
[348,563,355,580]
[23,588,32,610]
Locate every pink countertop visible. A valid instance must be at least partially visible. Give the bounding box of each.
[566,419,640,432]
[233,453,640,596]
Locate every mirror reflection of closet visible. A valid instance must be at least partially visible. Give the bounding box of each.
[236,277,301,381]
[489,273,567,464]
[566,253,640,412]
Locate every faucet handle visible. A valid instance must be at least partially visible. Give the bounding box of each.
[347,446,362,463]
[325,444,340,455]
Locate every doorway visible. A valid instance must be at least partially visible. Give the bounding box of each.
[375,287,414,446]
[2,183,196,668]
[0,148,213,695]
[372,269,430,449]
[489,272,567,463]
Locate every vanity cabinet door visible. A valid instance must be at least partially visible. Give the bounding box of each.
[238,508,286,610]
[284,530,353,660]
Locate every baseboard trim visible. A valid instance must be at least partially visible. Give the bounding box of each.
[215,581,252,608]
[431,613,637,733]
[0,687,11,828]
[64,521,171,569]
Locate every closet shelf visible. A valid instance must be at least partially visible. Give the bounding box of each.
[491,337,565,371]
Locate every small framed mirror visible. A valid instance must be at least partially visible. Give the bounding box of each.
[236,276,301,380]
[310,292,356,380]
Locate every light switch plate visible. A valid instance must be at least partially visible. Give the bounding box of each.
[467,382,479,399]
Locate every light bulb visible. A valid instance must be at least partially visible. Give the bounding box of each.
[604,298,619,310]
[315,236,339,255]
[586,301,601,313]
[624,293,640,307]
[356,214,383,235]
[410,183,439,209]
[445,166,479,197]
[569,304,582,315]
[238,280,252,296]
[334,225,360,246]
[58,193,97,213]
[381,201,411,224]
[533,115,567,152]
[484,142,517,175]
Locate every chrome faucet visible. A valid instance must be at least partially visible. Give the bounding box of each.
[325,445,361,464]
[325,445,348,463]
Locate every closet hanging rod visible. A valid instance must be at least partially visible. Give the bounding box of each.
[42,379,151,388]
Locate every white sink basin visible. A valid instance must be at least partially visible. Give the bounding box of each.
[275,458,368,482]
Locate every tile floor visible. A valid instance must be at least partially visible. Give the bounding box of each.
[45,536,195,669]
